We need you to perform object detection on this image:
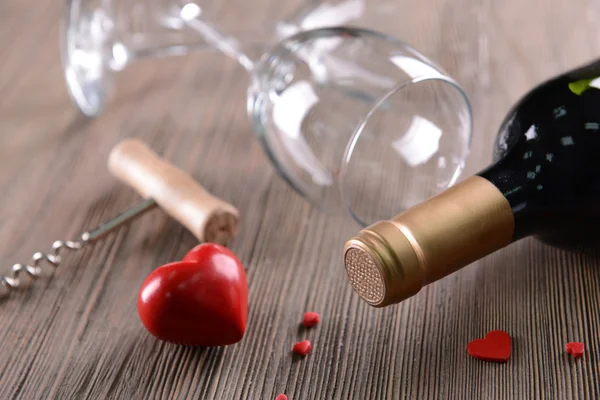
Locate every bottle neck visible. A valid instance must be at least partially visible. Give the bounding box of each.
[477,158,535,241]
[344,175,515,307]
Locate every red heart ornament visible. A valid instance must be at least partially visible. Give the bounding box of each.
[138,243,248,347]
[565,342,584,358]
[467,330,511,363]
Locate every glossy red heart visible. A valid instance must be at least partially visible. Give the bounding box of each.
[467,330,511,363]
[138,243,248,347]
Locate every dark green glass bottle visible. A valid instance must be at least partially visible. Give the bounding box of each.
[343,59,600,308]
[479,58,600,250]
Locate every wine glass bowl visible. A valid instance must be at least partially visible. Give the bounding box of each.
[248,27,472,226]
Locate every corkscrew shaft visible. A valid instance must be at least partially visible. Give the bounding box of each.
[82,198,158,243]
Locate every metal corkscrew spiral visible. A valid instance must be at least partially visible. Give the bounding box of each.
[0,239,86,298]
[0,139,240,302]
[0,198,158,300]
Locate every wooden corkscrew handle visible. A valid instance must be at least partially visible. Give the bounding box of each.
[108,139,240,246]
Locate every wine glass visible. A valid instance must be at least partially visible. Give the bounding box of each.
[64,0,472,225]
[247,26,472,225]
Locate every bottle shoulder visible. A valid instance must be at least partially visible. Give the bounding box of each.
[483,72,600,247]
[492,74,600,164]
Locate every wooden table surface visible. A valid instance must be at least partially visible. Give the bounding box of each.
[1,0,600,399]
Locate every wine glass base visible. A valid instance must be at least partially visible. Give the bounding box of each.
[63,60,110,119]
[62,0,116,118]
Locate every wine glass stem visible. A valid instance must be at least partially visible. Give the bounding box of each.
[183,17,257,72]
[123,0,369,73]
[176,0,368,73]
[129,41,212,61]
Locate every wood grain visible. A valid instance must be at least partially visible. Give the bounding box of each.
[1,0,600,399]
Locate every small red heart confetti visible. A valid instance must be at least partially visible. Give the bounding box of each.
[302,312,320,328]
[467,330,511,363]
[275,395,288,400]
[565,342,584,358]
[137,243,248,347]
[293,340,312,356]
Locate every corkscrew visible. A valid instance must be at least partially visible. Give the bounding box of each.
[0,139,240,300]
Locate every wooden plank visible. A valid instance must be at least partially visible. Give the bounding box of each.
[0,0,599,399]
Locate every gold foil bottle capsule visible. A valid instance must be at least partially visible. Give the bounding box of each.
[343,176,515,307]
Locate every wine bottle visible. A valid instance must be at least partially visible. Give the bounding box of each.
[343,58,600,308]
